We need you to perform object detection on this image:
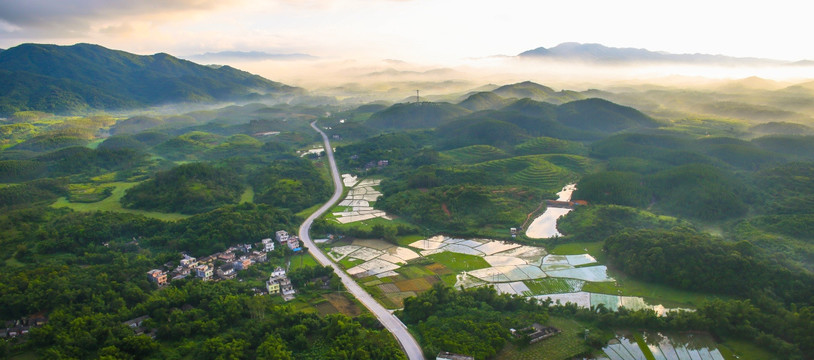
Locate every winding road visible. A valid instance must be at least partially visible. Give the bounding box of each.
[298,121,425,360]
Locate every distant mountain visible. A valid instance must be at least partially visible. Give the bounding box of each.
[491,81,583,104]
[0,43,304,115]
[186,51,316,62]
[518,42,783,65]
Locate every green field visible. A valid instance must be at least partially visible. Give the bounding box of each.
[290,252,320,270]
[239,186,254,203]
[425,252,490,272]
[51,182,190,221]
[525,278,584,295]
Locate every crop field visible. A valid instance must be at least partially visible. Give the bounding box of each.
[604,331,729,360]
[425,252,491,272]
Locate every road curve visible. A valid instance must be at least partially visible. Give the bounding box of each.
[299,121,425,360]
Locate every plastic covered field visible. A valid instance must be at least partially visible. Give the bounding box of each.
[545,265,613,282]
[347,258,399,277]
[386,246,420,261]
[534,292,591,308]
[441,244,484,256]
[408,238,445,250]
[474,240,520,255]
[483,255,527,266]
[346,247,384,261]
[328,245,361,260]
[342,174,359,187]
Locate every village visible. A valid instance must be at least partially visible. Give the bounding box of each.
[145,230,302,300]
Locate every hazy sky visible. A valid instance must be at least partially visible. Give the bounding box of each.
[0,0,811,64]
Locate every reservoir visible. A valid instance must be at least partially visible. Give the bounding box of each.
[525,183,576,238]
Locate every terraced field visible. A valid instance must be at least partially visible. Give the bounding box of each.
[441,144,509,164]
[467,155,578,191]
[514,136,588,156]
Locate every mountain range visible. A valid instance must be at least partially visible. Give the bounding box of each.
[518,42,801,65]
[0,43,303,115]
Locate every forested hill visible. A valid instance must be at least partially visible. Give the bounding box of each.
[0,43,304,115]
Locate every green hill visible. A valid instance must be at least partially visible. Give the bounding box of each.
[365,102,470,129]
[0,43,303,115]
[121,162,243,214]
[556,98,661,132]
[458,92,510,111]
[752,135,814,159]
[500,98,558,119]
[466,155,577,191]
[435,118,529,149]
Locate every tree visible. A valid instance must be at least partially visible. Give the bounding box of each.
[256,334,292,360]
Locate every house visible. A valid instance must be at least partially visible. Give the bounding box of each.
[266,279,281,294]
[436,352,474,360]
[511,323,561,344]
[234,257,253,271]
[235,243,252,253]
[271,267,286,278]
[146,269,167,286]
[261,238,275,252]
[279,277,295,296]
[287,236,301,251]
[196,265,213,280]
[123,315,150,335]
[217,264,236,280]
[180,255,197,268]
[377,160,389,167]
[218,252,236,262]
[275,230,289,244]
[251,251,267,263]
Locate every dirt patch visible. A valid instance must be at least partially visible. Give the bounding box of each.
[315,301,339,316]
[441,203,451,217]
[424,275,441,285]
[322,293,362,317]
[386,291,417,308]
[378,283,401,293]
[395,277,433,292]
[425,263,452,275]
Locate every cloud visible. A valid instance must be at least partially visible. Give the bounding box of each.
[0,0,234,34]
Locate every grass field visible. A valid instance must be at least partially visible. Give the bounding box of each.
[51,182,189,221]
[425,252,491,272]
[289,252,320,270]
[397,234,426,247]
[495,316,595,360]
[239,186,254,203]
[719,339,778,360]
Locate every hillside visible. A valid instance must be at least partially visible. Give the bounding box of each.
[556,98,661,132]
[518,42,783,65]
[365,102,470,129]
[0,43,303,115]
[458,92,510,111]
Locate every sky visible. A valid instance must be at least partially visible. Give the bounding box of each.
[0,0,812,64]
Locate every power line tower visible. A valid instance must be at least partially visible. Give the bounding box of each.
[415,90,420,104]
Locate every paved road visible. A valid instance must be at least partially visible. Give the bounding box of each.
[299,121,425,360]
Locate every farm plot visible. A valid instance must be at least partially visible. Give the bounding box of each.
[604,332,727,360]
[494,281,532,296]
[333,177,392,223]
[546,265,613,282]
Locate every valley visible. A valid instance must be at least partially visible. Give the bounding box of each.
[0,42,813,360]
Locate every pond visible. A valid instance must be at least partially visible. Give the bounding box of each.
[525,183,577,238]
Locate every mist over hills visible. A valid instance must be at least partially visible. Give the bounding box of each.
[518,42,793,65]
[186,51,316,62]
[0,43,303,115]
